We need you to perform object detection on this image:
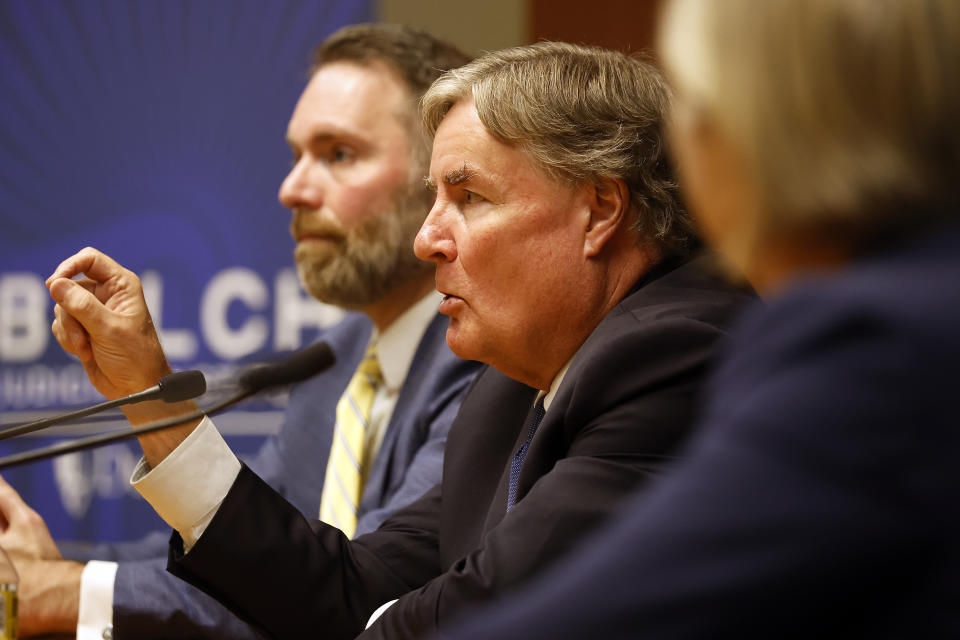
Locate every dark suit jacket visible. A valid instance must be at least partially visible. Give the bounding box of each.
[448,225,960,639]
[166,253,754,638]
[65,311,480,639]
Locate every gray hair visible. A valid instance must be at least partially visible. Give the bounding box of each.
[660,0,960,248]
[421,41,694,254]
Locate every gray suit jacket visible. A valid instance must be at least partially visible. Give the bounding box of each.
[64,311,480,639]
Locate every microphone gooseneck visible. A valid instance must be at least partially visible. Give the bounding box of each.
[0,342,336,469]
[0,369,208,441]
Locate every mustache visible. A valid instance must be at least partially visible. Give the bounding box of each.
[290,210,348,241]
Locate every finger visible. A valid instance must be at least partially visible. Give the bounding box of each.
[51,306,75,353]
[72,277,114,310]
[45,247,126,288]
[48,279,110,337]
[52,305,93,362]
[73,277,98,293]
[46,247,101,286]
[55,305,89,351]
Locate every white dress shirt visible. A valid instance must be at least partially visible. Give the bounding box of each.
[76,291,442,640]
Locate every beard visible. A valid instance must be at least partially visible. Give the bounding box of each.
[291,184,432,310]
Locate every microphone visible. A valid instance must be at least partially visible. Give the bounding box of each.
[238,342,336,392]
[0,370,207,441]
[0,342,336,470]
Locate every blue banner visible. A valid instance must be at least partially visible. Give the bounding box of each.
[0,0,374,541]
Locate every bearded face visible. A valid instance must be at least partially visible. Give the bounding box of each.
[279,62,434,311]
[291,180,432,309]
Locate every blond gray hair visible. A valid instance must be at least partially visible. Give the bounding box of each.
[421,41,694,254]
[660,0,960,248]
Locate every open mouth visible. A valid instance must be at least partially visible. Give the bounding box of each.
[438,293,464,313]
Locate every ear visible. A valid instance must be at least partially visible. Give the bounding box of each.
[583,177,630,258]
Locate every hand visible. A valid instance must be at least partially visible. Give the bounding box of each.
[47,247,171,401]
[0,475,61,562]
[14,559,83,637]
[47,247,202,466]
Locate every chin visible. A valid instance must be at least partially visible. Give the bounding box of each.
[444,324,477,362]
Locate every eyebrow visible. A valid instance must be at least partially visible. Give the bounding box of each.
[286,129,363,152]
[424,164,478,192]
[445,164,477,185]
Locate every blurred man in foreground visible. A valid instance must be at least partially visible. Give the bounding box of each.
[448,1,960,637]
[0,24,477,639]
[45,43,753,638]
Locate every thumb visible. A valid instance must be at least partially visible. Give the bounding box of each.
[49,278,108,333]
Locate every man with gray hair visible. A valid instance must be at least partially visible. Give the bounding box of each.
[44,42,753,638]
[450,0,960,637]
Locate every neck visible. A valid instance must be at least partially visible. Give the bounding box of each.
[362,271,436,332]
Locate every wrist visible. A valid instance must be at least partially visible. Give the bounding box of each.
[120,397,200,426]
[18,559,83,635]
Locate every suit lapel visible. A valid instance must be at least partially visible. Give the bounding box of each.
[440,367,537,562]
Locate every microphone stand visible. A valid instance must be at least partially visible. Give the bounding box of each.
[0,387,254,471]
[0,341,334,470]
[0,370,206,441]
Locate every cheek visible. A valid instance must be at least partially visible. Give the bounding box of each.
[463,235,557,329]
[331,176,398,226]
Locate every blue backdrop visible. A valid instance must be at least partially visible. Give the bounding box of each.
[0,0,374,542]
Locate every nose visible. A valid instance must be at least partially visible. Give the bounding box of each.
[414,201,457,264]
[278,156,322,210]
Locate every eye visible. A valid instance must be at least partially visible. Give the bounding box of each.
[330,145,355,164]
[464,190,485,205]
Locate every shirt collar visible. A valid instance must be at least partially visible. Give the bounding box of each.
[540,355,574,412]
[370,290,443,392]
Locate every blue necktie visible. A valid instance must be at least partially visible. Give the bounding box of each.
[507,397,546,511]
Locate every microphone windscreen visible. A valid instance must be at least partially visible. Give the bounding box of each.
[238,342,336,392]
[158,370,207,402]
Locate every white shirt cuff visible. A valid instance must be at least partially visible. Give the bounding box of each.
[77,560,117,640]
[130,416,241,552]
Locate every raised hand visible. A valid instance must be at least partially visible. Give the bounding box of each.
[46,246,171,402]
[46,247,201,465]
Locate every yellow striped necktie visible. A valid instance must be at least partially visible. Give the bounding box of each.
[319,345,383,538]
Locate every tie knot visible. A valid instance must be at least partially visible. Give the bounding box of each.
[357,346,383,383]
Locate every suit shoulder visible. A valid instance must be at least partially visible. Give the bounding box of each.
[619,252,757,329]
